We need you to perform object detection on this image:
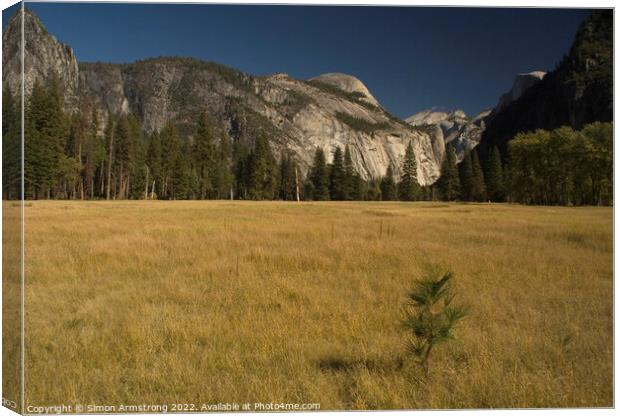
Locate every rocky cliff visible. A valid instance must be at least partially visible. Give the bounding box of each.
[405,109,491,162]
[2,8,444,185]
[309,73,380,106]
[490,71,546,116]
[2,8,79,109]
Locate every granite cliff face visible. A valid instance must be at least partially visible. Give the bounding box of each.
[2,8,444,185]
[405,109,491,162]
[2,8,79,109]
[309,73,380,106]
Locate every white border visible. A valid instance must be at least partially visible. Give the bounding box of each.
[0,1,616,416]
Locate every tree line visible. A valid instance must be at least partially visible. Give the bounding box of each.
[507,123,612,205]
[2,79,612,205]
[304,140,424,202]
[2,78,428,202]
[432,122,612,206]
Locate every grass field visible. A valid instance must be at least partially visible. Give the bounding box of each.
[12,201,614,409]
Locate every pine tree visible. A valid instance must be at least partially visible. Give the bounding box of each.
[46,74,70,198]
[278,151,298,200]
[366,178,382,201]
[436,145,460,201]
[420,186,432,201]
[65,111,86,199]
[458,152,473,201]
[2,84,21,199]
[25,78,66,199]
[398,141,420,201]
[160,122,182,199]
[486,146,505,202]
[343,145,354,200]
[351,173,366,200]
[103,116,115,200]
[380,164,398,201]
[403,271,468,378]
[66,100,101,199]
[194,113,217,199]
[233,139,251,199]
[81,106,103,199]
[112,116,134,199]
[248,133,277,200]
[470,150,487,202]
[309,147,329,201]
[213,133,233,199]
[127,115,146,200]
[329,146,346,200]
[172,140,192,199]
[146,132,163,199]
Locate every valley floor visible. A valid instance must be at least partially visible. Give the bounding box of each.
[6,201,613,409]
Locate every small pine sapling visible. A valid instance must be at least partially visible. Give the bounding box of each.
[402,271,468,378]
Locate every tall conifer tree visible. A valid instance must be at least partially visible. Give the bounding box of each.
[486,146,505,202]
[310,147,329,201]
[194,113,217,199]
[381,164,398,201]
[329,146,346,200]
[437,145,460,201]
[398,141,420,201]
[470,149,487,202]
[343,145,354,200]
[459,152,473,201]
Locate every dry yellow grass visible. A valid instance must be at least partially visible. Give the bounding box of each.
[10,201,614,409]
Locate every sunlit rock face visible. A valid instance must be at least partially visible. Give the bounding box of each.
[406,109,491,162]
[309,72,380,107]
[2,8,80,109]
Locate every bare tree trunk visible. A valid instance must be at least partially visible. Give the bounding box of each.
[145,167,150,200]
[100,160,105,196]
[118,160,124,199]
[78,143,84,200]
[126,172,131,199]
[295,166,300,202]
[118,177,126,200]
[106,131,114,200]
[151,180,156,200]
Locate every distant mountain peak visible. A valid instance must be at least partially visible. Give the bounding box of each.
[405,109,468,127]
[491,71,546,116]
[405,108,490,162]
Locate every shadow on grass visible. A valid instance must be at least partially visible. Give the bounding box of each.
[317,355,404,374]
[316,355,420,408]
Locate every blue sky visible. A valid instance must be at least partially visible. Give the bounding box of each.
[3,2,590,118]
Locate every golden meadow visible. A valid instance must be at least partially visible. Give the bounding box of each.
[3,201,613,409]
